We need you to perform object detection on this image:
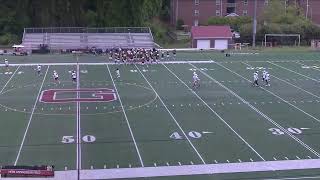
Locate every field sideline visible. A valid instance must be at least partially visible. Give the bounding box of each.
[0,51,320,179]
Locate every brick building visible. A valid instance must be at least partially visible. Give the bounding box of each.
[170,0,320,28]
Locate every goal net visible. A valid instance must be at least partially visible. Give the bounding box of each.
[264,34,300,47]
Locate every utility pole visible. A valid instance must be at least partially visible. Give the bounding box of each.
[306,0,309,19]
[252,0,257,48]
[284,0,287,13]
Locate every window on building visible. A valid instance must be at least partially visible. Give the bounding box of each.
[194,10,199,16]
[216,0,220,6]
[243,10,248,16]
[216,10,221,16]
[244,0,248,6]
[195,0,199,6]
[227,7,235,14]
[264,0,269,5]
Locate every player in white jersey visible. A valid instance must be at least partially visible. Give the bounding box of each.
[253,71,259,86]
[262,70,267,81]
[4,59,9,70]
[265,72,270,86]
[192,72,200,88]
[115,68,120,79]
[53,70,60,84]
[71,70,77,83]
[36,65,41,76]
[166,51,170,60]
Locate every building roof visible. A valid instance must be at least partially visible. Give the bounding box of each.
[191,26,232,39]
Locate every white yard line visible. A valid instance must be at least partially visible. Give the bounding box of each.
[0,60,317,67]
[14,66,49,165]
[162,63,265,161]
[76,61,82,171]
[242,62,320,99]
[264,176,320,180]
[78,159,320,179]
[106,64,144,167]
[0,61,212,67]
[242,61,320,124]
[0,66,20,93]
[134,64,206,164]
[190,62,320,158]
[296,61,320,75]
[271,75,320,99]
[4,159,320,180]
[268,61,320,83]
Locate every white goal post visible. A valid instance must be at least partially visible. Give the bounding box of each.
[264,34,301,47]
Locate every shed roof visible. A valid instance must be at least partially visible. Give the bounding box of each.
[191,26,232,39]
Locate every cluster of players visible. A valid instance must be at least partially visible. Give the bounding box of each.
[108,48,176,64]
[4,58,121,85]
[39,66,77,85]
[253,70,271,87]
[3,58,270,88]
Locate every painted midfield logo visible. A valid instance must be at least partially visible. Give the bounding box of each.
[39,88,117,103]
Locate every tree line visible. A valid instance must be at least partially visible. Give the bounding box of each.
[0,0,170,45]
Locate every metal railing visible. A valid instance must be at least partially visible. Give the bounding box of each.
[24,27,151,34]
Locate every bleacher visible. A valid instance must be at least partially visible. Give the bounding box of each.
[22,27,155,51]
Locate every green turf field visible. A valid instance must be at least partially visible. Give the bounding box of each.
[1,51,320,179]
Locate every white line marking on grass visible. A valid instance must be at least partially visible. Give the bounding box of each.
[14,66,49,165]
[268,61,320,83]
[76,61,82,171]
[162,64,265,161]
[191,62,320,158]
[242,60,320,122]
[264,175,320,180]
[134,64,206,164]
[79,159,320,179]
[107,64,144,167]
[296,61,320,73]
[1,60,315,67]
[0,66,20,94]
[243,62,320,100]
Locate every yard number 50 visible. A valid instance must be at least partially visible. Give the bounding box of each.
[61,135,96,143]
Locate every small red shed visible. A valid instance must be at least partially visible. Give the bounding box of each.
[191,26,233,50]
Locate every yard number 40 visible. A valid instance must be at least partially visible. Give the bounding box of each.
[61,135,96,144]
[170,131,202,140]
